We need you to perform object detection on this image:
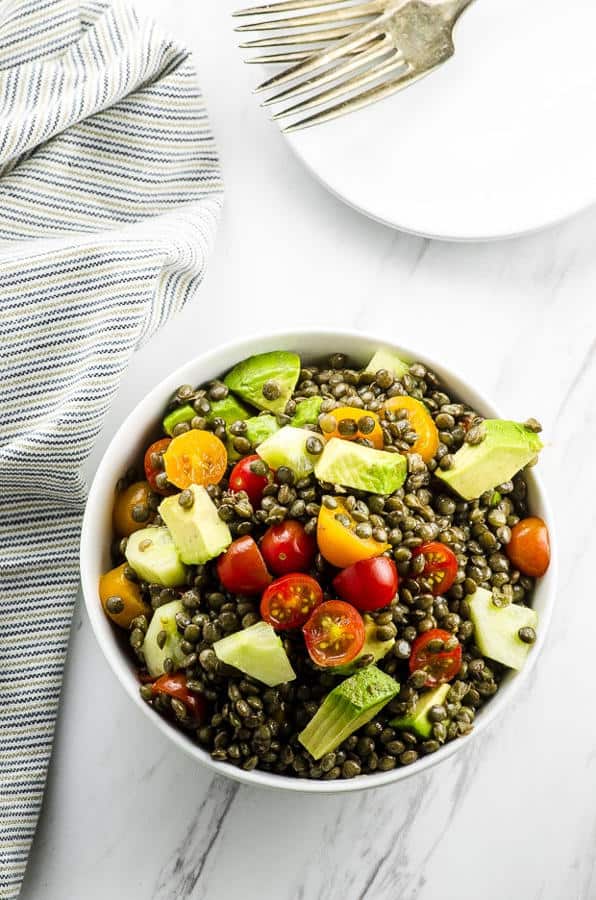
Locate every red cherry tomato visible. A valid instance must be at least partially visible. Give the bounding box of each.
[151,673,206,724]
[409,628,462,687]
[412,541,458,596]
[144,438,174,495]
[332,557,398,611]
[260,521,316,576]
[506,517,550,577]
[216,536,272,595]
[260,573,323,630]
[228,454,270,507]
[303,600,366,668]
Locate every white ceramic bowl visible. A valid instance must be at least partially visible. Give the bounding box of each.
[80,330,556,793]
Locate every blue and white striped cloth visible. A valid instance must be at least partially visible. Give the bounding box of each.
[0,2,223,895]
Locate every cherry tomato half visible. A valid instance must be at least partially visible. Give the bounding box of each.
[151,673,206,725]
[164,429,227,490]
[216,536,272,595]
[260,521,316,576]
[229,454,270,507]
[317,499,390,568]
[303,600,365,668]
[144,438,174,495]
[112,480,153,537]
[261,573,323,630]
[506,516,550,577]
[412,541,458,596]
[382,396,439,463]
[333,557,398,612]
[319,406,384,449]
[409,628,462,687]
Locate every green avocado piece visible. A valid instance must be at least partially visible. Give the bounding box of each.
[257,425,319,478]
[436,420,543,501]
[390,683,450,738]
[125,527,187,587]
[299,666,399,760]
[314,438,407,495]
[332,617,395,676]
[158,484,232,565]
[213,622,296,687]
[365,349,409,380]
[469,587,538,670]
[207,395,251,426]
[246,414,279,446]
[163,404,195,436]
[224,351,301,415]
[292,396,323,427]
[142,600,187,677]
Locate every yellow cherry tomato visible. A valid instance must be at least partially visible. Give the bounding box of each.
[382,396,439,463]
[99,563,151,629]
[164,429,227,489]
[317,499,391,568]
[112,480,153,537]
[319,406,384,449]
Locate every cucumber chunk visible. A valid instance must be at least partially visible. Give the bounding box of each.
[436,420,543,501]
[390,683,450,738]
[125,527,187,587]
[142,599,187,677]
[257,425,319,478]
[224,351,301,416]
[364,349,409,380]
[299,666,399,760]
[213,622,296,687]
[159,484,232,565]
[314,438,407,495]
[469,587,538,670]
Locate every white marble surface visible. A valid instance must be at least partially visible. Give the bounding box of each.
[19,2,596,898]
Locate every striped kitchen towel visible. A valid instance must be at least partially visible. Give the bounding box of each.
[0,2,223,896]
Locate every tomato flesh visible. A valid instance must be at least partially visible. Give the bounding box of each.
[151,673,206,724]
[164,430,227,489]
[260,520,316,576]
[412,541,458,596]
[317,499,390,568]
[144,438,174,495]
[333,557,398,611]
[261,574,323,630]
[409,628,462,687]
[229,454,270,507]
[216,536,272,595]
[112,480,153,537]
[506,516,550,577]
[303,600,365,667]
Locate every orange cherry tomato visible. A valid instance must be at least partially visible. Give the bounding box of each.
[144,437,174,495]
[382,396,439,463]
[163,430,227,489]
[319,406,384,449]
[99,563,151,628]
[317,499,390,569]
[506,516,550,577]
[112,480,153,537]
[303,600,366,667]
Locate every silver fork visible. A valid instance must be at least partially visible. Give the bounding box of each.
[233,0,476,132]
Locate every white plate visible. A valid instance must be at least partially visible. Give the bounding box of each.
[282,0,596,240]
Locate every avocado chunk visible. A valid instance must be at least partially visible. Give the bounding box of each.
[163,404,195,436]
[159,484,232,565]
[292,396,323,427]
[213,622,296,687]
[257,425,319,478]
[299,666,399,760]
[390,683,450,738]
[469,587,538,670]
[207,395,251,426]
[125,527,187,587]
[246,414,279,446]
[142,599,187,677]
[314,438,407,495]
[436,420,543,501]
[224,351,301,415]
[332,616,395,676]
[365,349,409,380]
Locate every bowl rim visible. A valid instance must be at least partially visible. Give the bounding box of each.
[80,328,557,794]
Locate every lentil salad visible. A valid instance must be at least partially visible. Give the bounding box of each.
[99,348,551,780]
